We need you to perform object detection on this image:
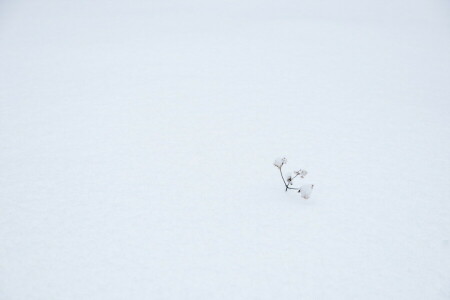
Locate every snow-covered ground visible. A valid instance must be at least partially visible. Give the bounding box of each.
[1,0,450,299]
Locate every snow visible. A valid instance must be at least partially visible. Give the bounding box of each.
[299,184,314,199]
[1,0,450,299]
[273,157,287,169]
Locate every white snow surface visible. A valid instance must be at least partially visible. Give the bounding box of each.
[1,0,450,299]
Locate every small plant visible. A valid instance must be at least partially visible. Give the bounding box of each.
[274,157,314,199]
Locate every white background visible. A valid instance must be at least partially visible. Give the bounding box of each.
[1,0,449,299]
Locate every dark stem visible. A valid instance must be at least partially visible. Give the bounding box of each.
[287,186,301,191]
[279,167,288,191]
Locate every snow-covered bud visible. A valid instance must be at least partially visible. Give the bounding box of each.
[299,184,314,199]
[273,157,287,168]
[294,169,308,178]
[286,173,294,185]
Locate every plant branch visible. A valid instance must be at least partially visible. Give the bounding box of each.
[274,157,312,198]
[279,165,302,192]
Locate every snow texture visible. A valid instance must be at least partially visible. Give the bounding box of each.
[1,0,450,299]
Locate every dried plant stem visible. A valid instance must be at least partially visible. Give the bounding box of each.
[279,166,301,192]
